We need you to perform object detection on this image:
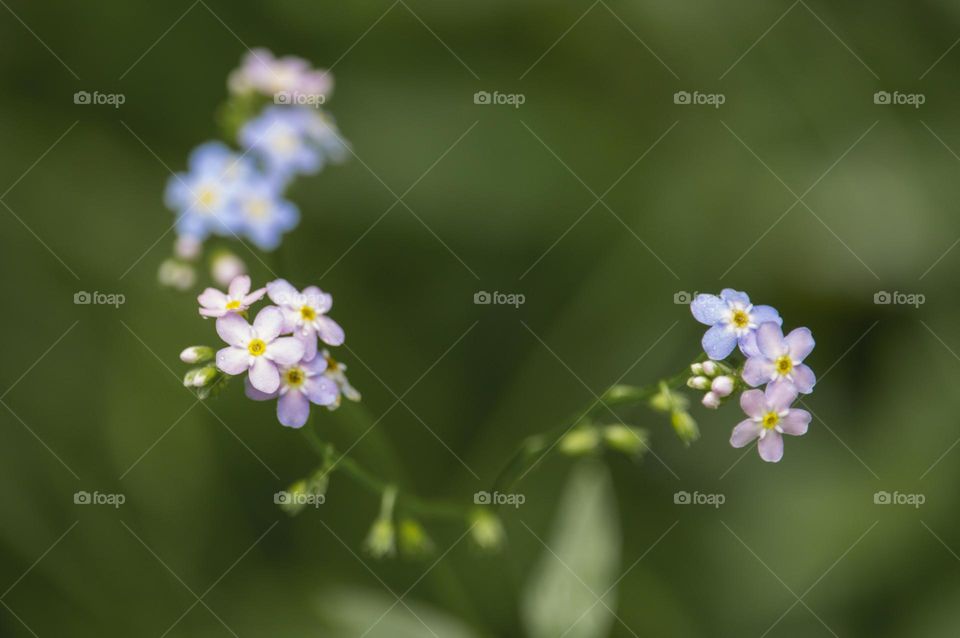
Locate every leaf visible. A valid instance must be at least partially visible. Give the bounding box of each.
[521,461,621,638]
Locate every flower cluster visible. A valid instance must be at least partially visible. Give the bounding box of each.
[180,274,360,428]
[689,289,815,463]
[159,49,348,289]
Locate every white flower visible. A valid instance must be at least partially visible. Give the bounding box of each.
[267,279,345,360]
[197,275,265,318]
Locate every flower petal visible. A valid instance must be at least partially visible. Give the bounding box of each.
[228,274,251,298]
[765,381,798,411]
[277,390,310,428]
[266,278,299,307]
[784,327,815,361]
[739,331,761,358]
[266,337,305,365]
[758,430,784,462]
[790,364,816,394]
[253,306,284,342]
[751,305,782,326]
[315,316,345,346]
[779,409,810,436]
[720,289,750,305]
[304,376,339,406]
[302,353,328,375]
[740,389,766,418]
[298,332,318,361]
[216,313,252,347]
[742,357,775,387]
[302,286,333,313]
[198,288,227,310]
[216,346,250,375]
[249,357,280,393]
[756,322,786,358]
[199,307,226,318]
[690,294,727,325]
[244,377,276,401]
[243,287,267,305]
[731,419,762,447]
[702,324,737,360]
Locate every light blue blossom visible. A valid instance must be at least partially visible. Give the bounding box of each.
[164,142,253,240]
[234,177,299,251]
[239,106,347,181]
[690,289,781,360]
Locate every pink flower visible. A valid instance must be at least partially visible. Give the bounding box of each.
[730,383,810,463]
[266,279,344,360]
[197,275,265,318]
[244,355,339,428]
[742,323,816,394]
[215,307,305,393]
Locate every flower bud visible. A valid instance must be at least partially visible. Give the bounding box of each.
[211,251,246,287]
[690,362,704,375]
[711,375,734,398]
[184,365,217,388]
[687,376,709,390]
[670,410,700,445]
[180,346,214,364]
[398,518,434,558]
[602,425,648,457]
[701,361,718,377]
[158,259,196,291]
[701,392,721,409]
[469,509,505,552]
[174,235,202,261]
[364,518,396,559]
[559,427,600,456]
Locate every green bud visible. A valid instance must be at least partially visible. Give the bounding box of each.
[649,381,688,413]
[398,518,434,558]
[364,518,396,559]
[603,384,645,404]
[180,346,214,364]
[469,509,505,552]
[602,425,649,457]
[183,365,218,389]
[277,479,310,516]
[559,427,600,456]
[670,410,700,445]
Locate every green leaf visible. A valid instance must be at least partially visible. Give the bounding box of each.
[521,461,621,638]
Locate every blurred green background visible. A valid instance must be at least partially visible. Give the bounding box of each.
[3,1,960,636]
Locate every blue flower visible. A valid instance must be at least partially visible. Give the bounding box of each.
[239,106,348,181]
[164,142,252,240]
[234,176,299,251]
[690,289,781,360]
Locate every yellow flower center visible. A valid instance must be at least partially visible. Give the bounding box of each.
[196,188,218,211]
[300,305,317,322]
[247,338,267,356]
[731,309,750,329]
[225,300,242,310]
[775,355,793,375]
[247,199,269,218]
[284,368,304,387]
[762,412,780,430]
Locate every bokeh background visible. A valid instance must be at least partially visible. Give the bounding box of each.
[2,1,960,636]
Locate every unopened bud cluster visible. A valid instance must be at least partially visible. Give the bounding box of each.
[687,361,738,410]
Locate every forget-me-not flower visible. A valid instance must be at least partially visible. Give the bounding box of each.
[742,323,816,394]
[244,354,339,428]
[215,306,305,393]
[690,289,781,360]
[197,274,266,318]
[731,382,810,463]
[266,279,345,360]
[234,177,300,251]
